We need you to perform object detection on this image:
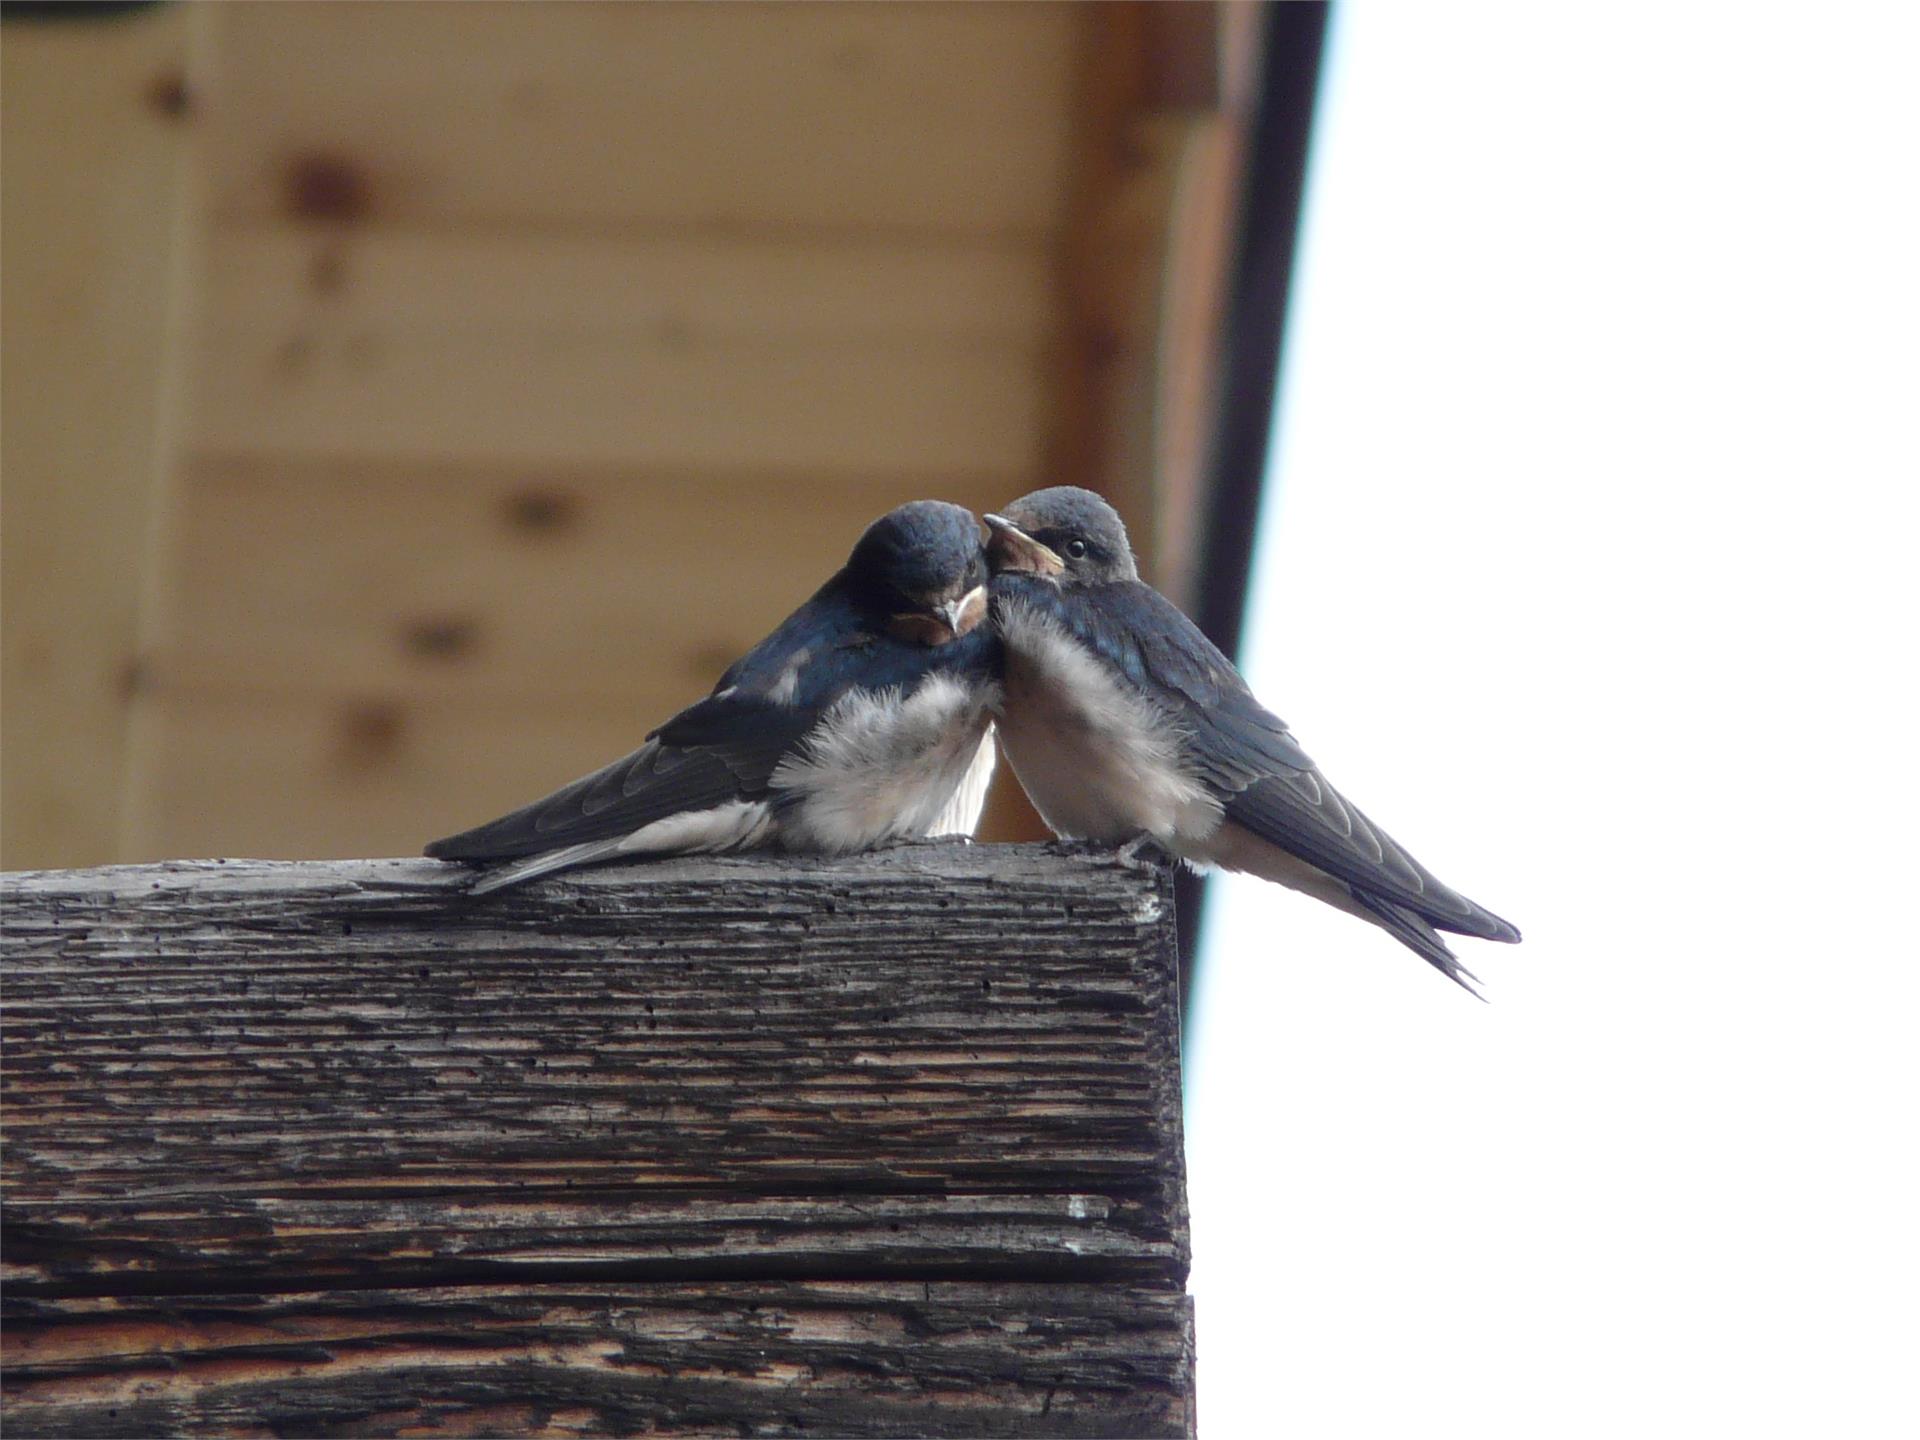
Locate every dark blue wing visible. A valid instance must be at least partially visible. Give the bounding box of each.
[425,584,852,859]
[427,578,999,861]
[1007,576,1517,942]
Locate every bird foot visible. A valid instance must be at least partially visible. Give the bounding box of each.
[1114,831,1173,870]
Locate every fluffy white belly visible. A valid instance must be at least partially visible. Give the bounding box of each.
[995,600,1219,844]
[773,672,1000,852]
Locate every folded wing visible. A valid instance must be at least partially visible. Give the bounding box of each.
[426,584,871,862]
[423,691,812,861]
[1071,581,1520,943]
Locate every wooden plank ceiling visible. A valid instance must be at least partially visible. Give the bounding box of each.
[3,1,1251,867]
[0,4,198,871]
[137,1,1073,861]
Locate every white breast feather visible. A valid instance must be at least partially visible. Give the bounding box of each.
[994,598,1219,845]
[772,673,999,853]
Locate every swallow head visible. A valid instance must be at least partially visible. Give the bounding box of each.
[846,500,990,647]
[984,486,1138,587]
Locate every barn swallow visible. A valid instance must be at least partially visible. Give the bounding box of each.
[427,501,999,893]
[983,486,1519,994]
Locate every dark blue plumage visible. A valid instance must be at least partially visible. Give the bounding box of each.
[985,486,1518,994]
[428,501,1001,893]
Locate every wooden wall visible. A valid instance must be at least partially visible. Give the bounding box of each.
[1,2,200,870]
[2,1,1254,869]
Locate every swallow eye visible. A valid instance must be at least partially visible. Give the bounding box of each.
[1064,539,1089,560]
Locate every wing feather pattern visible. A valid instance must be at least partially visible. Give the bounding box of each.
[425,584,864,863]
[423,704,808,861]
[1029,578,1519,944]
[427,576,1002,869]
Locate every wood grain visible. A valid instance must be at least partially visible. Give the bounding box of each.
[126,689,723,866]
[205,225,1053,347]
[154,458,1014,704]
[1046,3,1258,611]
[2,847,1185,1295]
[2,1282,1193,1438]
[191,304,1046,478]
[141,463,1056,862]
[203,2,1078,238]
[126,683,1038,865]
[1,845,1190,1434]
[0,3,200,870]
[130,457,1034,862]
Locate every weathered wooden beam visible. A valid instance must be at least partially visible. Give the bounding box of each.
[1,843,1191,1436]
[2,1282,1193,1439]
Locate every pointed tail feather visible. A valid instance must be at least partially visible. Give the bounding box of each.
[1348,887,1487,999]
[464,837,634,895]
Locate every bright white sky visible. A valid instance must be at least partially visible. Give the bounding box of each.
[1186,5,1918,1436]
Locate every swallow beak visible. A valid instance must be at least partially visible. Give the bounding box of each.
[983,514,1064,578]
[937,585,988,639]
[889,584,988,647]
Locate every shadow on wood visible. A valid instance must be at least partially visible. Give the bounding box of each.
[1,843,1192,1437]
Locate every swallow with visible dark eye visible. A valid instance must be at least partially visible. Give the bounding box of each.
[983,485,1518,995]
[427,501,1001,893]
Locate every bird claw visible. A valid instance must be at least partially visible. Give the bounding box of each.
[1115,832,1173,869]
